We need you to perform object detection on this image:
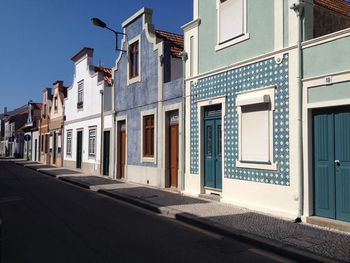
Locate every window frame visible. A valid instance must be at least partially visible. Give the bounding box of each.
[88,128,96,158]
[236,86,277,170]
[66,130,72,156]
[140,108,156,163]
[127,35,141,85]
[77,80,84,110]
[216,0,250,51]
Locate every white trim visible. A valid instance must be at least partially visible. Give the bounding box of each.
[197,96,226,192]
[127,35,141,86]
[274,0,284,50]
[302,27,350,49]
[122,8,152,28]
[115,115,128,180]
[215,0,249,51]
[235,87,277,170]
[140,108,157,163]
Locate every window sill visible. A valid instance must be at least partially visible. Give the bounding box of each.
[236,160,277,171]
[215,33,250,52]
[142,156,156,164]
[127,75,141,86]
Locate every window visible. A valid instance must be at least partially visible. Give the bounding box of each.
[77,80,84,109]
[54,97,58,112]
[88,129,96,157]
[216,0,248,50]
[143,115,154,158]
[66,131,72,155]
[129,41,139,79]
[236,87,277,170]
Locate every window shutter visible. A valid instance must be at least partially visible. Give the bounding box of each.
[219,0,244,43]
[241,104,270,162]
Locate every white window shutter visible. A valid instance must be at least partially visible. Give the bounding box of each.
[241,107,270,162]
[220,0,244,43]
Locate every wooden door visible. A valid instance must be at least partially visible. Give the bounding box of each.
[53,133,57,164]
[34,139,37,161]
[119,123,126,179]
[204,105,222,190]
[169,123,179,188]
[103,131,110,176]
[313,106,350,222]
[76,131,83,169]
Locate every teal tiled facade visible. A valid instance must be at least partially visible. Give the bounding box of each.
[190,54,290,186]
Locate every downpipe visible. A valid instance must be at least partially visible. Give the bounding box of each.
[290,0,305,223]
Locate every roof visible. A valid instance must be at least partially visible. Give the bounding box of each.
[71,47,94,62]
[94,66,113,86]
[315,0,350,17]
[155,29,184,58]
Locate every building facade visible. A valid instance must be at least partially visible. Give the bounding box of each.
[48,81,67,167]
[64,48,113,175]
[39,88,52,164]
[113,8,184,188]
[183,0,350,223]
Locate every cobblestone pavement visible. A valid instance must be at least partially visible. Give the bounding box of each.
[15,161,350,262]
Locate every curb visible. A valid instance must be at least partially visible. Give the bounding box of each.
[58,177,91,190]
[97,189,336,263]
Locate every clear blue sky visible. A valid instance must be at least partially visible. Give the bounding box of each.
[0,0,193,113]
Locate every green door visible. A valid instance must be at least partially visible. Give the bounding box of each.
[103,131,110,176]
[314,106,350,222]
[76,131,83,169]
[204,105,222,190]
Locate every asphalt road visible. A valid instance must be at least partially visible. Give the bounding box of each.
[0,161,296,263]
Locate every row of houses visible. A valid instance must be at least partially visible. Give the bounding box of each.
[1,0,350,226]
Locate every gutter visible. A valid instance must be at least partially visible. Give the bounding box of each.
[180,51,188,191]
[290,0,305,222]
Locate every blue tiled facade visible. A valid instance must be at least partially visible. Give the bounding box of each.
[190,54,290,186]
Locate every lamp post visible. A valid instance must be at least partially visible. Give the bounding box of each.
[91,17,127,52]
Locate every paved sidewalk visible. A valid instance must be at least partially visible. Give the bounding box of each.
[15,161,350,262]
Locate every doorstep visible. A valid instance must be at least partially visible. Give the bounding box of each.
[306,216,350,233]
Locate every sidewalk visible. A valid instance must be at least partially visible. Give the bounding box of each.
[15,160,350,263]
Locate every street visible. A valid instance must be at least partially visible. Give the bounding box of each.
[0,161,296,263]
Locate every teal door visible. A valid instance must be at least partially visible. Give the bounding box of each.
[314,107,350,222]
[204,105,222,190]
[103,131,110,176]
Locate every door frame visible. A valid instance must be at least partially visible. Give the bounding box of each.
[303,72,350,219]
[197,97,226,194]
[116,116,127,180]
[163,103,182,189]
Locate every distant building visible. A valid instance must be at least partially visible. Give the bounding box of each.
[63,48,113,175]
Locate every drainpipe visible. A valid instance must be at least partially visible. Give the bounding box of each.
[291,0,305,223]
[100,89,104,175]
[180,51,188,191]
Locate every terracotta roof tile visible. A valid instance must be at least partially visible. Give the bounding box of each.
[155,29,184,58]
[94,66,113,86]
[315,0,350,17]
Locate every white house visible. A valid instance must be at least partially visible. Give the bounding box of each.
[64,47,113,176]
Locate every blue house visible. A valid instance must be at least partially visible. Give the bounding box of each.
[114,8,184,189]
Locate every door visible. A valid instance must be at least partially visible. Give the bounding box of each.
[119,123,126,179]
[53,133,57,164]
[204,105,222,190]
[34,139,38,161]
[313,106,350,222]
[76,131,83,169]
[169,123,179,188]
[103,131,110,176]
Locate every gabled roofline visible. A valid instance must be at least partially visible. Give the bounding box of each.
[70,47,94,62]
[122,7,152,28]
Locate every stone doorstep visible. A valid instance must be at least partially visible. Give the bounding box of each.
[37,167,64,171]
[306,216,350,233]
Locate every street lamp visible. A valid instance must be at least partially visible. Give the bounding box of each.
[91,17,127,52]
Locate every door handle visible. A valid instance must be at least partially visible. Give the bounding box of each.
[334,160,340,166]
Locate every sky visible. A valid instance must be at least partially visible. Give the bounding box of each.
[0,0,193,113]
